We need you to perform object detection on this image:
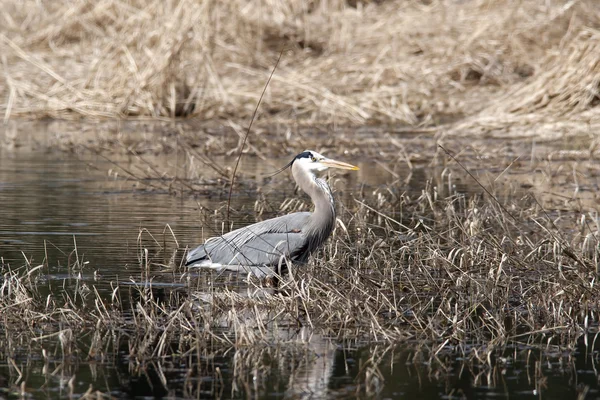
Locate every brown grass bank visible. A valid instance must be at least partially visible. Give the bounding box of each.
[1,0,600,137]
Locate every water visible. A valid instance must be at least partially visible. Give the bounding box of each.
[0,145,599,399]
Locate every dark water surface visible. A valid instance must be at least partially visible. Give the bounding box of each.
[1,147,599,399]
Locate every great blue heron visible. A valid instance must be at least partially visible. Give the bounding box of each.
[185,150,359,276]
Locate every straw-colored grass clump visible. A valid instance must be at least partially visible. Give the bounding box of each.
[454,27,600,137]
[2,173,599,354]
[1,0,600,135]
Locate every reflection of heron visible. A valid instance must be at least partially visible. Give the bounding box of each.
[186,150,359,274]
[285,327,337,399]
[195,287,337,399]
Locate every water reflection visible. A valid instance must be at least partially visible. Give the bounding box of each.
[285,329,337,399]
[3,327,598,399]
[195,285,337,397]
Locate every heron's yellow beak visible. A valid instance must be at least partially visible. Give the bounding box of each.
[320,158,360,171]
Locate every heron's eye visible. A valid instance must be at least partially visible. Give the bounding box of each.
[310,156,317,162]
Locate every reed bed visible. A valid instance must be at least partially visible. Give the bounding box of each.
[1,0,600,136]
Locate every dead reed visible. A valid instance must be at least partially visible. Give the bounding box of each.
[3,133,600,396]
[2,0,599,135]
[2,162,598,356]
[452,26,600,137]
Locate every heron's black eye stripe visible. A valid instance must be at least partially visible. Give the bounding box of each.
[294,151,313,160]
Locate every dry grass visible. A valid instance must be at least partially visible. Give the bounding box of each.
[453,26,600,137]
[2,165,599,357]
[1,0,599,136]
[2,145,600,395]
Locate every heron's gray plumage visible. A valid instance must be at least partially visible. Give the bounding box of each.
[185,150,357,274]
[186,212,311,266]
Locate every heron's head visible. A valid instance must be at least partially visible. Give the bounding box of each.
[267,150,359,178]
[292,150,359,173]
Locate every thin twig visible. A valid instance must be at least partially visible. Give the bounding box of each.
[226,47,285,225]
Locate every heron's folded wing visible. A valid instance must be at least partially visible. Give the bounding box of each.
[186,212,310,266]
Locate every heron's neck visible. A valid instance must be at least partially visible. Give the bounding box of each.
[292,167,336,239]
[307,177,335,222]
[299,175,335,246]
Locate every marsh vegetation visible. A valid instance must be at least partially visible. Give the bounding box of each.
[2,0,600,398]
[1,135,600,398]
